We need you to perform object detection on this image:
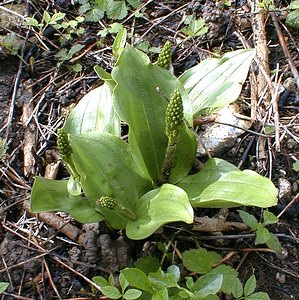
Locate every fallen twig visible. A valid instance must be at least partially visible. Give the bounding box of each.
[23,199,81,243]
[192,216,249,232]
[270,12,299,98]
[4,30,30,142]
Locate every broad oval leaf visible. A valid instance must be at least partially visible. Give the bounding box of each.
[126,184,194,240]
[192,273,223,298]
[123,289,142,300]
[244,275,257,296]
[179,48,256,117]
[101,286,122,299]
[30,177,104,223]
[69,132,152,229]
[148,268,179,289]
[64,83,120,136]
[209,265,238,294]
[178,158,277,208]
[121,268,153,292]
[112,44,196,183]
[0,282,9,293]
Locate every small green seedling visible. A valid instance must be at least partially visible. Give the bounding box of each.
[92,247,270,299]
[0,33,22,56]
[292,160,299,172]
[93,273,142,300]
[0,282,9,294]
[181,15,208,37]
[238,210,282,253]
[286,0,299,29]
[232,275,270,300]
[78,0,141,22]
[24,11,66,34]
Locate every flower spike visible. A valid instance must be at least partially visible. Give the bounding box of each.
[157,41,172,70]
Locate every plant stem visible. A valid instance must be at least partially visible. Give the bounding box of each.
[158,135,177,185]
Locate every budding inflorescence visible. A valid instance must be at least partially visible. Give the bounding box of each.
[96,196,115,209]
[57,128,72,159]
[165,89,184,138]
[157,41,172,70]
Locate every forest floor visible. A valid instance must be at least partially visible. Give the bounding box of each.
[0,0,299,299]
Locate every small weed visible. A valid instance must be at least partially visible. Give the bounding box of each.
[92,247,270,299]
[78,0,141,22]
[232,275,270,300]
[257,0,275,11]
[0,282,9,294]
[238,210,282,253]
[181,15,208,37]
[0,33,22,56]
[286,0,299,29]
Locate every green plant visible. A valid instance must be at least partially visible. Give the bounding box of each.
[92,247,270,299]
[93,273,142,299]
[217,0,232,8]
[97,22,124,37]
[30,35,278,240]
[24,11,85,45]
[257,0,275,11]
[286,0,299,29]
[24,11,66,34]
[181,15,208,37]
[0,282,9,294]
[24,10,86,71]
[238,210,282,252]
[0,33,22,56]
[231,275,270,300]
[78,0,141,22]
[292,160,299,172]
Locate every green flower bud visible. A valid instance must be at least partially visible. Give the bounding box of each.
[57,128,72,159]
[96,196,115,209]
[96,196,137,221]
[165,89,184,138]
[157,41,172,69]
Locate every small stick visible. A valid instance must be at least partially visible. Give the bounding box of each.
[21,80,37,176]
[277,193,299,219]
[23,199,81,243]
[42,257,62,299]
[270,12,299,97]
[272,68,283,152]
[4,31,30,142]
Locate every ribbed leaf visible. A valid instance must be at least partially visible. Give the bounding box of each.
[178,158,277,208]
[64,83,120,136]
[126,184,194,240]
[69,132,152,229]
[112,44,195,183]
[30,177,104,223]
[179,49,256,117]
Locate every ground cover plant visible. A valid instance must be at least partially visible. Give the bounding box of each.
[30,35,278,240]
[1,0,299,299]
[92,247,270,299]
